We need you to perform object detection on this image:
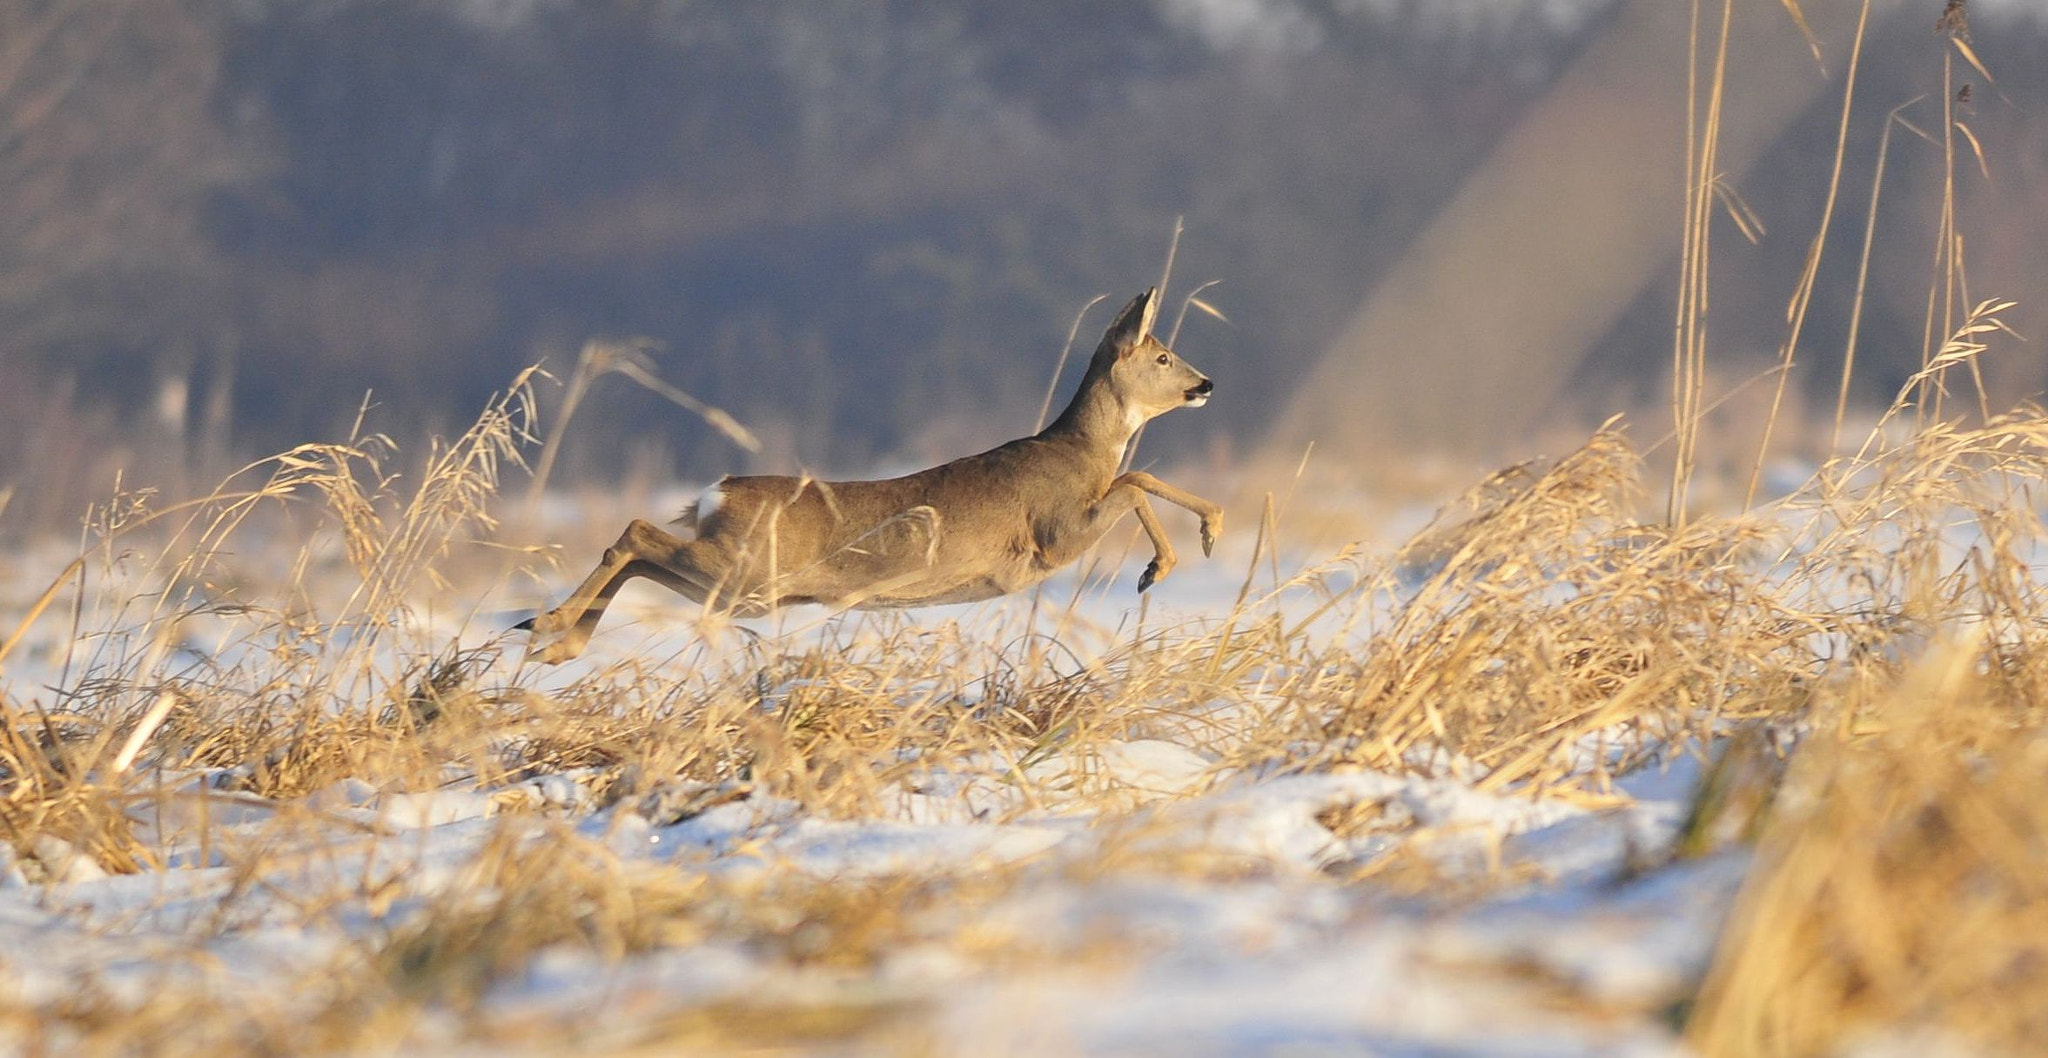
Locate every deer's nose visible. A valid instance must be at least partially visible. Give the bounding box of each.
[1190,378,1214,397]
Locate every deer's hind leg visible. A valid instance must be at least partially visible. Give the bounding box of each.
[517,519,743,664]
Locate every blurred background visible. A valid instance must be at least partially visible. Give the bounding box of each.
[2,0,2045,535]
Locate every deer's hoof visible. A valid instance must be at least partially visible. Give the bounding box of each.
[514,609,561,636]
[1139,560,1161,593]
[1200,516,1221,558]
[524,639,579,666]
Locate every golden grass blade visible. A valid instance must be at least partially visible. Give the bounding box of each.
[1744,0,1867,509]
[606,359,761,452]
[524,347,600,518]
[523,340,756,521]
[1892,113,1937,145]
[1669,0,1734,527]
[1711,180,1765,244]
[1167,280,1223,348]
[1832,100,1923,451]
[1955,120,1992,183]
[1918,48,1971,426]
[1035,294,1110,433]
[1124,217,1191,472]
[107,690,179,776]
[1952,36,1995,86]
[1776,0,1824,71]
[1156,214,1184,309]
[1187,297,1229,325]
[0,555,83,675]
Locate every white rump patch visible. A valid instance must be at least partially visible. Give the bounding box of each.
[692,481,724,533]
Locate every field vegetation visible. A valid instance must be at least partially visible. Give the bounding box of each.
[3,2,2046,1055]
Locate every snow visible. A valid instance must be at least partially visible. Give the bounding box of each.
[0,738,1735,1052]
[0,506,1771,1054]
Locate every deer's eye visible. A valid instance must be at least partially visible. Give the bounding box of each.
[1155,353,1171,366]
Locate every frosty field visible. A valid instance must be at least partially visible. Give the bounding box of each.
[5,372,2045,1056]
[10,1,2048,1054]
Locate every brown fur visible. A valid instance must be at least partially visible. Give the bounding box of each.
[519,289,1221,663]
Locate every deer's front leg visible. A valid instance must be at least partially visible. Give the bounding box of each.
[1089,483,1178,592]
[1114,471,1223,557]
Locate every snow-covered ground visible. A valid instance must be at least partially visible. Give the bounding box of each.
[0,491,1756,1056]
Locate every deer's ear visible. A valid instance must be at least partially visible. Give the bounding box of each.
[1105,288,1158,355]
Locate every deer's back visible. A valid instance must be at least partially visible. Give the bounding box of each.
[688,437,1117,604]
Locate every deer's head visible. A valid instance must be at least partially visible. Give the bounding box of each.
[1096,288,1213,424]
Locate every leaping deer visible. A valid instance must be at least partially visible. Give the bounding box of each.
[517,288,1221,664]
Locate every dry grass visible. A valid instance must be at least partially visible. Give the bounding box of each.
[1686,636,2048,1055]
[3,11,2045,1050]
[3,322,2044,1050]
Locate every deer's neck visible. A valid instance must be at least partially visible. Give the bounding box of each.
[1042,368,1142,458]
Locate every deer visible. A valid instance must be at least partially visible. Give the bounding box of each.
[515,288,1221,664]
